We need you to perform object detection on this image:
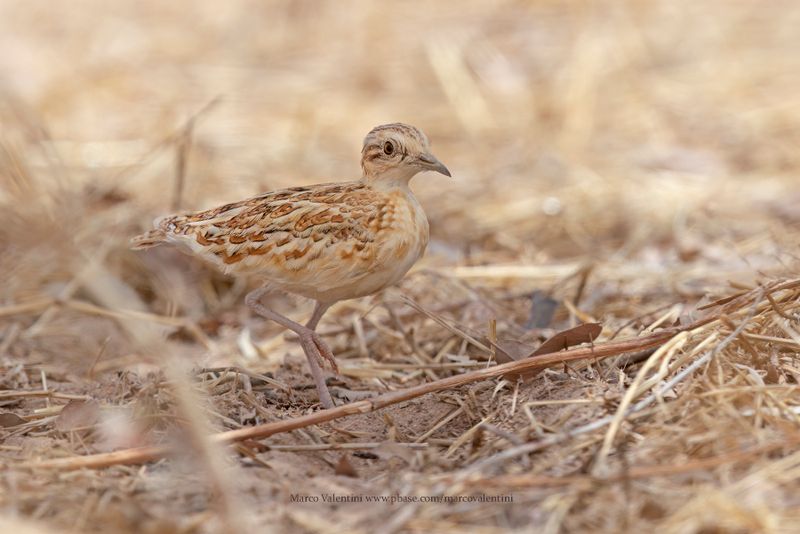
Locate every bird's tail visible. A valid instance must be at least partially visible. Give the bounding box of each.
[130,228,167,250]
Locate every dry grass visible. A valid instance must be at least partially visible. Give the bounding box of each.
[1,1,800,532]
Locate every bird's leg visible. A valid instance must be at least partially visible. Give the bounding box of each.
[305,301,337,371]
[245,289,336,409]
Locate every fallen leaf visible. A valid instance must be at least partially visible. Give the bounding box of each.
[490,338,535,365]
[532,323,603,356]
[500,323,603,381]
[334,454,359,478]
[0,413,26,428]
[55,399,99,432]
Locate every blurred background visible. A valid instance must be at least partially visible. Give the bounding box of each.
[3,0,799,357]
[3,0,800,270]
[2,1,800,532]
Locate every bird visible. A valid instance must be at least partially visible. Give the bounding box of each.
[131,123,451,409]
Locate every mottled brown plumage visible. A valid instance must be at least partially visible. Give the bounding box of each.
[132,123,450,408]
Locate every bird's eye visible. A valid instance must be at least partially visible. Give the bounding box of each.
[383,141,395,156]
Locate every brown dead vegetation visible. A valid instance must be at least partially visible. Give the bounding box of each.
[1,1,800,532]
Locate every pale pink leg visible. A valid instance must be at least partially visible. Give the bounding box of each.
[246,289,336,409]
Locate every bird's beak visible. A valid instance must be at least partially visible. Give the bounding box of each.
[417,152,451,177]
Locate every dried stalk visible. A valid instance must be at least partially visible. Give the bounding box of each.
[22,323,687,471]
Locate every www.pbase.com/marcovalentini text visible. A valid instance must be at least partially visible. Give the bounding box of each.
[291,493,514,504]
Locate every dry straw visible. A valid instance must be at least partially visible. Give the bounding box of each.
[2,1,800,532]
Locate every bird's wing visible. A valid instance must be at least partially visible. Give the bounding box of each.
[154,182,388,288]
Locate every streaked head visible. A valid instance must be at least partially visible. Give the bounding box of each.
[361,123,450,184]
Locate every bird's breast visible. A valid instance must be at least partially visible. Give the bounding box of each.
[377,189,429,269]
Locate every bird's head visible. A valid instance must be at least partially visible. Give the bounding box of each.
[360,123,450,186]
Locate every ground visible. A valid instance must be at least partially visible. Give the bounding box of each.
[1,1,800,532]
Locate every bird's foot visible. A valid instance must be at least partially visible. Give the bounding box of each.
[296,329,337,409]
[299,330,339,374]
